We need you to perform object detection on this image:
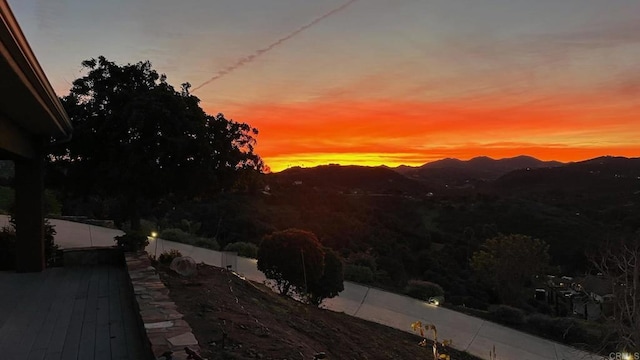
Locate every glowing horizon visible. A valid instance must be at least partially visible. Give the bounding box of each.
[256,148,640,173]
[204,94,640,172]
[9,0,640,173]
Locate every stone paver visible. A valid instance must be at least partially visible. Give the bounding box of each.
[125,252,201,360]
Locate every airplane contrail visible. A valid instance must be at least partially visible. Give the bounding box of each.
[192,0,358,92]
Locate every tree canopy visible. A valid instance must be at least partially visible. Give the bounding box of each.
[257,228,344,305]
[258,229,325,297]
[50,56,263,228]
[471,234,550,304]
[308,247,344,305]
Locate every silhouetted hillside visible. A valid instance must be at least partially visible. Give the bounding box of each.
[493,156,640,195]
[395,155,562,188]
[268,164,431,195]
[489,156,640,236]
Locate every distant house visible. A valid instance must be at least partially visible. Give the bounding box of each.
[293,180,303,185]
[546,275,578,290]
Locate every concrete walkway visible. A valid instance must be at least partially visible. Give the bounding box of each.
[1,215,601,360]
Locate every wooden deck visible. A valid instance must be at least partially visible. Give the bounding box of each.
[0,265,151,360]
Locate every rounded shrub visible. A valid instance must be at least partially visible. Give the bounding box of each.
[194,237,220,251]
[114,232,149,252]
[223,242,258,258]
[404,280,444,301]
[461,296,489,311]
[344,264,375,284]
[158,249,183,265]
[490,305,525,326]
[159,228,192,243]
[526,313,555,336]
[526,314,608,346]
[0,225,16,270]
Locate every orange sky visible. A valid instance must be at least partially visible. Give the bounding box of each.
[204,88,640,171]
[11,0,640,172]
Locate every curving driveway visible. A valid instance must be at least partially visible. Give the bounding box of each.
[0,215,602,360]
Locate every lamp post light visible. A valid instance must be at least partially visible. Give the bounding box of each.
[151,231,158,257]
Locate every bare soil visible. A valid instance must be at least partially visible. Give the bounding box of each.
[157,263,481,360]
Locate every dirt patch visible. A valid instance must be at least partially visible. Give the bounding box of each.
[157,263,480,360]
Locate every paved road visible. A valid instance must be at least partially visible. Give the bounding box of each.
[1,215,602,360]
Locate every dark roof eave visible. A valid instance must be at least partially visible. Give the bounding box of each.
[0,0,72,139]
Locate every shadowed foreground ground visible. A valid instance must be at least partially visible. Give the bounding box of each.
[158,263,480,360]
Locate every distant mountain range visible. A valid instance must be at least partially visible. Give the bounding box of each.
[489,156,640,202]
[394,155,563,188]
[269,155,640,195]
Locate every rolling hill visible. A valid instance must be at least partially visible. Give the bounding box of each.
[394,155,562,188]
[267,164,431,195]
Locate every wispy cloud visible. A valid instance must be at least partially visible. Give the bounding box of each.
[192,0,358,92]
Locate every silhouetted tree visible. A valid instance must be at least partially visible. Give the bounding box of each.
[471,234,550,304]
[308,247,344,305]
[50,56,263,229]
[258,229,325,297]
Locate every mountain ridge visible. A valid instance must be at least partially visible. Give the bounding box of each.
[268,155,638,192]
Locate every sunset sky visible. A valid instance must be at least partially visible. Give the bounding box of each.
[9,0,640,172]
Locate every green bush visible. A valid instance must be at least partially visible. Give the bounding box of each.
[159,228,219,250]
[158,249,183,265]
[0,186,14,212]
[44,189,62,216]
[404,280,444,301]
[114,232,149,252]
[160,228,193,243]
[462,296,489,311]
[44,219,59,267]
[179,219,201,234]
[526,313,608,346]
[526,313,554,335]
[223,242,258,258]
[0,225,16,270]
[194,237,220,250]
[139,219,158,237]
[490,305,525,326]
[0,217,58,269]
[348,253,377,271]
[344,264,375,284]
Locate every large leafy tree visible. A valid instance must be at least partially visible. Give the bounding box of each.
[257,229,344,305]
[50,57,263,229]
[471,234,550,304]
[258,229,326,297]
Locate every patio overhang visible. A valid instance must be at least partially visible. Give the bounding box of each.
[0,0,72,159]
[1,0,72,272]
